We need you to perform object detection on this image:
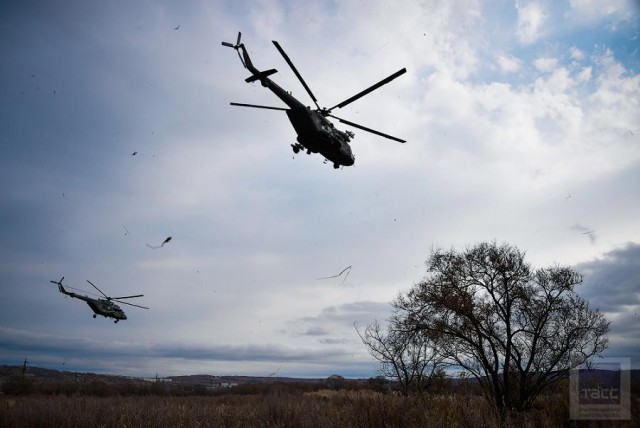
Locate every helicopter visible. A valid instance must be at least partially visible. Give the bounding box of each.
[222,32,407,169]
[50,277,148,323]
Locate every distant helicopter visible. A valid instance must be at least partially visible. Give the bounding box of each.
[222,32,407,169]
[50,277,148,323]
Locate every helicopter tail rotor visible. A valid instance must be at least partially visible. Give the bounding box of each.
[222,32,247,68]
[221,31,242,48]
[49,276,64,285]
[50,277,66,294]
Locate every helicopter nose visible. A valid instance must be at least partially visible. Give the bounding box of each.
[345,153,355,166]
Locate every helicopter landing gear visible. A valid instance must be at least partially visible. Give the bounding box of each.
[93,314,97,318]
[291,143,303,154]
[114,320,119,323]
[333,163,340,169]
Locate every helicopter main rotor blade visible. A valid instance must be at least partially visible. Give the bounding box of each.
[230,102,289,111]
[272,40,321,110]
[86,280,109,299]
[66,285,101,297]
[328,114,406,143]
[111,294,144,300]
[327,68,406,112]
[113,299,149,310]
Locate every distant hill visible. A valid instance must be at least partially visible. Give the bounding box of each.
[3,365,636,392]
[0,365,328,388]
[0,365,144,385]
[167,374,325,386]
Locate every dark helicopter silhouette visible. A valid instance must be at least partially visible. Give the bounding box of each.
[50,277,148,323]
[222,32,406,169]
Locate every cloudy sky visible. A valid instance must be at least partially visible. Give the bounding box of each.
[1,0,639,378]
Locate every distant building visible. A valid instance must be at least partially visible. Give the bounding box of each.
[142,377,171,383]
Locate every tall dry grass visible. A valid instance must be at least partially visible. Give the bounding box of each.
[1,389,637,427]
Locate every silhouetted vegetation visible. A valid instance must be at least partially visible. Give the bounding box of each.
[1,364,638,427]
[386,242,610,418]
[1,375,33,396]
[1,380,637,427]
[357,319,444,396]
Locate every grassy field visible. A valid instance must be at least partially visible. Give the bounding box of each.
[1,388,638,427]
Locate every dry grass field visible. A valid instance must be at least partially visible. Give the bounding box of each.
[1,387,638,428]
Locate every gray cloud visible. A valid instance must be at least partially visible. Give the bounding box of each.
[289,301,393,331]
[576,243,640,366]
[1,0,639,377]
[577,243,640,311]
[0,326,367,376]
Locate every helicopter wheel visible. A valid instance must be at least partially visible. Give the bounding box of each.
[93,314,97,318]
[291,144,300,154]
[333,163,340,169]
[114,320,118,323]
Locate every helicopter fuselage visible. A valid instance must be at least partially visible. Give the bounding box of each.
[287,107,355,167]
[255,67,355,167]
[57,284,127,321]
[85,298,127,321]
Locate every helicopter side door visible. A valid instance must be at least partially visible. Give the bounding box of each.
[286,108,321,151]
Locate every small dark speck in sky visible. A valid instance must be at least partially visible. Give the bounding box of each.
[146,236,172,249]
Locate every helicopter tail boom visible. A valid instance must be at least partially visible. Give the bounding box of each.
[222,32,279,85]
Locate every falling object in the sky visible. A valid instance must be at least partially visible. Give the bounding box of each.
[570,223,596,244]
[317,265,352,284]
[146,236,172,249]
[268,367,282,377]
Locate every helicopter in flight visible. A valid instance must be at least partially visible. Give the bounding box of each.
[50,277,148,323]
[222,32,406,169]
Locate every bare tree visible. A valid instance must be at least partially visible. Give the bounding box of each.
[394,242,609,413]
[356,319,443,396]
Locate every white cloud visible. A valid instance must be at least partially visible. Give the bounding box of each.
[569,0,639,21]
[576,66,592,83]
[497,53,523,73]
[570,46,585,61]
[516,1,547,44]
[534,56,558,72]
